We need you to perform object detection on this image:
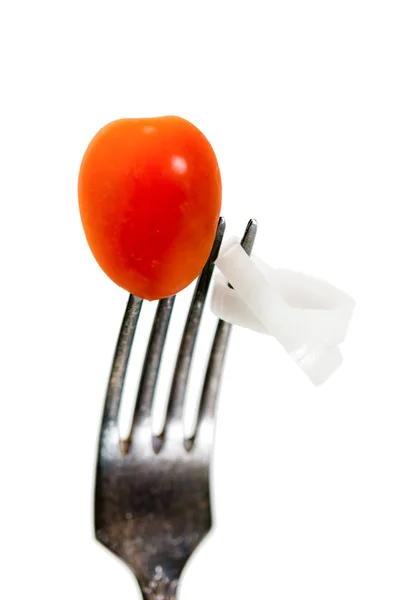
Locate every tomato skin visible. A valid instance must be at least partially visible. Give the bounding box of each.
[78,116,222,300]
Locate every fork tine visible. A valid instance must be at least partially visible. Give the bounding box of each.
[100,294,143,435]
[192,219,258,447]
[129,295,176,436]
[162,217,226,435]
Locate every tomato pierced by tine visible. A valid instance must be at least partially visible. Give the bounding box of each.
[78,116,222,300]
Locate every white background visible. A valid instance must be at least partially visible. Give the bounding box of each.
[1,1,399,598]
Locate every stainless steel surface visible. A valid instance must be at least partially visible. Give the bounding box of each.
[94,218,257,599]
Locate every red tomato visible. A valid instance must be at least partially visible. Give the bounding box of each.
[78,116,222,300]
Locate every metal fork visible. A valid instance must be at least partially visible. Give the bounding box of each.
[95,217,257,599]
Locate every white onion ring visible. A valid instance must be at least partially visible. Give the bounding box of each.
[212,237,355,385]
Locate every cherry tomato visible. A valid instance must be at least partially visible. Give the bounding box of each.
[78,116,222,300]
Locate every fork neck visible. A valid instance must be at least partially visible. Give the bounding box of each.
[142,590,177,600]
[140,569,178,600]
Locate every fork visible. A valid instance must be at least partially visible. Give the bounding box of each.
[95,217,257,599]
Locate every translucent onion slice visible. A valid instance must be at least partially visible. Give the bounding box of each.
[212,237,355,385]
